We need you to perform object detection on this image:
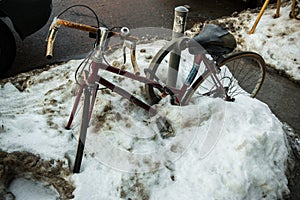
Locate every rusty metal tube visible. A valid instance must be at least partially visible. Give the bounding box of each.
[46,28,57,59]
[56,18,99,33]
[130,49,140,76]
[249,0,271,34]
[275,0,281,18]
[46,17,99,59]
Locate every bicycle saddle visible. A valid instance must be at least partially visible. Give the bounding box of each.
[189,24,237,57]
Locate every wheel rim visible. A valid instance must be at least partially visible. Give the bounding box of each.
[217,53,265,98]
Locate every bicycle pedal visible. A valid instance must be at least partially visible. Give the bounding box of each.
[225,96,235,102]
[156,117,175,139]
[160,130,175,139]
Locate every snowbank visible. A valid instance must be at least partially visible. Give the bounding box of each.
[189,2,300,81]
[0,40,291,199]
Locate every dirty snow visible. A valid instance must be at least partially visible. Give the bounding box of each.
[211,2,300,81]
[0,2,298,200]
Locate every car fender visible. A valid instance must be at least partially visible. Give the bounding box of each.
[0,0,52,39]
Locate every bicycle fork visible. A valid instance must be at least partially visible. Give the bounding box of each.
[204,58,234,101]
[65,76,99,130]
[65,65,100,173]
[204,58,227,97]
[66,62,173,173]
[72,85,91,173]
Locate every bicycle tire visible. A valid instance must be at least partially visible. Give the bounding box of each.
[145,39,187,104]
[182,51,266,104]
[216,52,266,98]
[0,19,16,77]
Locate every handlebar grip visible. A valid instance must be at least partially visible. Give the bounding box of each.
[46,28,58,59]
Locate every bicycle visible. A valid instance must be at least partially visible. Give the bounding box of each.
[45,5,266,173]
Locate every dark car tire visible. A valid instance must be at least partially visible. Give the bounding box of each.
[0,19,16,77]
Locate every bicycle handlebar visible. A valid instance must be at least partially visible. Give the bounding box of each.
[45,17,137,57]
[46,28,58,59]
[45,17,141,74]
[45,17,102,59]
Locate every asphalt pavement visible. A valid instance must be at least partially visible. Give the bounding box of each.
[4,0,248,77]
[2,0,300,199]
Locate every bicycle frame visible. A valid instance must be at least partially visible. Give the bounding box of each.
[65,61,163,130]
[65,44,227,129]
[181,54,229,104]
[46,17,228,173]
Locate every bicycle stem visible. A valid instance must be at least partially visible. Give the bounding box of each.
[92,27,110,63]
[45,17,141,77]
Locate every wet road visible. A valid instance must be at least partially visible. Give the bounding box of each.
[257,68,300,135]
[2,0,300,198]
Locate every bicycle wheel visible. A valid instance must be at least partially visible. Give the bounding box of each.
[186,51,266,102]
[146,45,265,104]
[215,52,266,98]
[0,20,16,76]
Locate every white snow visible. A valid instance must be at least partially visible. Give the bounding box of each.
[210,2,300,81]
[0,2,298,200]
[8,178,59,200]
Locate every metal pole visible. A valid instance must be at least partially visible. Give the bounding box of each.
[248,0,270,34]
[167,6,189,87]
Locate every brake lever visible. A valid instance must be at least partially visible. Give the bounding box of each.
[121,27,130,64]
[122,43,127,64]
[119,27,140,75]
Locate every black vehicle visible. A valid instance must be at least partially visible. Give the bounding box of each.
[0,0,52,76]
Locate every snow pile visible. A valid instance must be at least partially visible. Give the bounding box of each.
[207,2,300,81]
[0,40,291,199]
